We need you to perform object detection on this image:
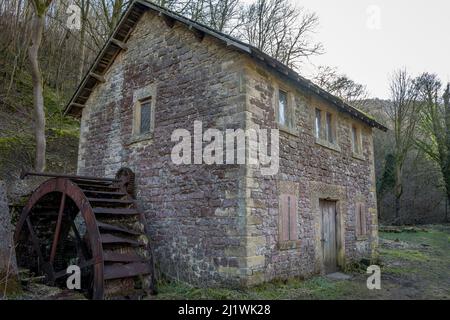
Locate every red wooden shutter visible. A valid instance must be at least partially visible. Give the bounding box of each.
[289,196,298,240]
[280,194,298,241]
[279,195,289,241]
[356,203,362,237]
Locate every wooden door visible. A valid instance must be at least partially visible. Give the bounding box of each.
[320,200,338,273]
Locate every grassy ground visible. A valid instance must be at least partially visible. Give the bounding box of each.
[154,224,450,300]
[10,224,449,300]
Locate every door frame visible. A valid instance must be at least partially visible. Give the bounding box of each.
[320,199,339,273]
[309,182,347,274]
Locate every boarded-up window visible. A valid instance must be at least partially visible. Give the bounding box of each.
[140,98,152,134]
[279,194,298,242]
[355,202,367,238]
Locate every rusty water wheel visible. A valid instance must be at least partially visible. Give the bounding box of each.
[14,172,156,300]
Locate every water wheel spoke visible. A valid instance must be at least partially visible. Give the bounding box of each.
[26,217,55,280]
[49,193,66,265]
[25,217,46,266]
[70,220,91,262]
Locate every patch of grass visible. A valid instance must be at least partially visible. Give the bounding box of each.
[156,280,247,300]
[380,248,428,262]
[155,276,379,300]
[383,266,419,276]
[154,225,450,300]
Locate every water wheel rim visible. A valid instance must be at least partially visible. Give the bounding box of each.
[14,177,105,300]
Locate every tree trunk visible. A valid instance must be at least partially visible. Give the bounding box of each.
[446,195,449,223]
[394,164,403,225]
[28,13,46,172]
[77,27,86,84]
[78,0,89,83]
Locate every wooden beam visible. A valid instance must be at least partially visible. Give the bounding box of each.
[89,72,106,83]
[189,25,205,42]
[160,13,175,28]
[111,38,128,51]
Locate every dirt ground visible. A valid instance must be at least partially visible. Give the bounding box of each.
[7,224,450,300]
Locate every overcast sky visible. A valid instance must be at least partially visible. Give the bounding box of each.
[291,0,450,99]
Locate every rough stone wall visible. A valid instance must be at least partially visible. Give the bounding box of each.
[0,180,19,292]
[77,11,248,287]
[242,58,379,283]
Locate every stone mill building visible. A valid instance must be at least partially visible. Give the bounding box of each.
[65,0,387,287]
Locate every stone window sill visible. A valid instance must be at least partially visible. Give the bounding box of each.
[356,235,368,241]
[126,133,154,146]
[315,138,341,153]
[278,240,301,251]
[278,125,299,137]
[352,152,365,161]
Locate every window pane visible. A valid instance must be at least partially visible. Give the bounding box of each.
[315,109,322,139]
[140,100,152,134]
[279,90,288,126]
[326,112,333,143]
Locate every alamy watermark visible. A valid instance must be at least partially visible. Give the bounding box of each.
[366,265,381,290]
[66,4,81,30]
[66,265,81,290]
[171,121,280,176]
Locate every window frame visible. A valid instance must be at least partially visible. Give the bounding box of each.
[351,123,364,159]
[278,89,289,127]
[314,106,340,151]
[276,87,298,136]
[315,108,322,139]
[325,112,335,144]
[138,97,153,135]
[130,84,157,145]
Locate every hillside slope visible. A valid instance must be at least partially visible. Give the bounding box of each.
[0,51,80,200]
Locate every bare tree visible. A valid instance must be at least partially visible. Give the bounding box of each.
[75,0,91,83]
[206,0,240,33]
[28,0,53,172]
[386,69,421,223]
[105,0,128,32]
[237,0,322,69]
[313,66,369,106]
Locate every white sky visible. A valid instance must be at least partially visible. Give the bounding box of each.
[286,0,450,99]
